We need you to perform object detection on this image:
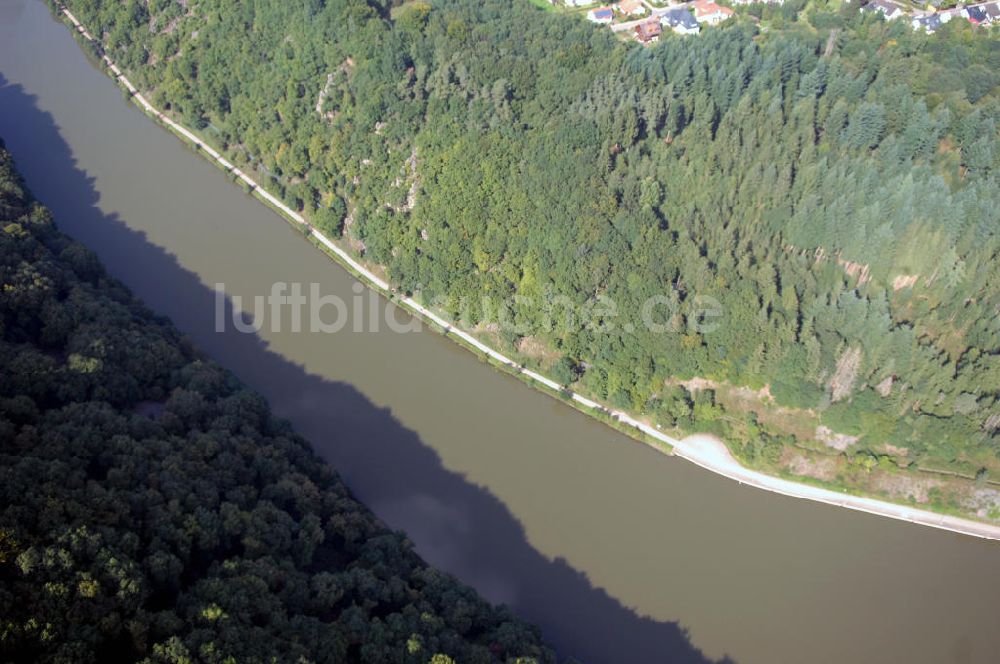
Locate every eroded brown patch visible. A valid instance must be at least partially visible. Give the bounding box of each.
[871,473,943,504]
[782,450,839,482]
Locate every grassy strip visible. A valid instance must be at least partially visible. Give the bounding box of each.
[526,0,559,11]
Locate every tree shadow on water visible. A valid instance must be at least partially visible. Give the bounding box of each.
[0,75,733,664]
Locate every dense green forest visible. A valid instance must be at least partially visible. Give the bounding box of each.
[54,0,1000,510]
[0,141,557,662]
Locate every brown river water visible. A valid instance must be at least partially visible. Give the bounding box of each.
[1,2,998,662]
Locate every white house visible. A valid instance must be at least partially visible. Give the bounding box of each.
[617,0,647,15]
[862,0,905,21]
[661,8,701,34]
[587,6,615,23]
[693,0,735,24]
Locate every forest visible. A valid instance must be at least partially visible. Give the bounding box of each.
[52,0,1000,511]
[0,141,557,662]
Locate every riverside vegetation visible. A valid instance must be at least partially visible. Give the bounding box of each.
[0,141,558,662]
[52,0,1000,518]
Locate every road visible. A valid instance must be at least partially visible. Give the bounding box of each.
[59,4,1000,542]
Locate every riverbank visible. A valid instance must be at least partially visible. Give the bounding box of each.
[54,3,1000,543]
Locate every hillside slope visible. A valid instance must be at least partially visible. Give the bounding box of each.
[54,0,1000,518]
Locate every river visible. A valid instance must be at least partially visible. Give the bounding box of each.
[1,2,998,662]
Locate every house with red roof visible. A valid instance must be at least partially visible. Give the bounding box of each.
[635,18,662,43]
[617,0,647,15]
[693,0,735,24]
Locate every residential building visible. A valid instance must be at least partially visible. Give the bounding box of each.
[617,0,647,15]
[911,13,944,32]
[964,5,989,23]
[862,0,905,20]
[693,0,735,24]
[635,18,662,43]
[661,7,701,34]
[985,3,1000,22]
[587,6,615,22]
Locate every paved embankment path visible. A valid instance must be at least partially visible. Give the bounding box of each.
[58,4,1000,542]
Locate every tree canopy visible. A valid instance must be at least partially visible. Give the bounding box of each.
[0,140,557,663]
